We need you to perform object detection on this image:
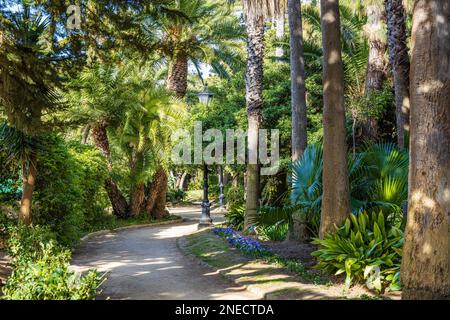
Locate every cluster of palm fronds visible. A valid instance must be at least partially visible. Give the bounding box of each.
[259,143,408,237]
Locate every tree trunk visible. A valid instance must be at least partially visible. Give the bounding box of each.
[401,0,450,300]
[146,167,169,219]
[289,0,308,162]
[129,151,146,216]
[288,0,308,241]
[19,154,37,225]
[232,172,239,188]
[167,54,188,99]
[385,0,410,149]
[244,12,265,231]
[361,4,387,142]
[275,11,285,58]
[91,121,128,218]
[130,183,145,216]
[319,0,351,239]
[81,124,91,144]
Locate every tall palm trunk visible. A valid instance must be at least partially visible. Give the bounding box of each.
[19,153,37,225]
[145,167,169,219]
[129,151,145,216]
[167,54,188,98]
[275,12,285,57]
[362,4,387,142]
[319,0,351,239]
[289,0,308,162]
[401,0,450,300]
[91,121,128,218]
[244,12,265,231]
[288,0,308,241]
[385,0,410,149]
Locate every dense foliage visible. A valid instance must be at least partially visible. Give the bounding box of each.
[2,225,102,300]
[312,211,402,292]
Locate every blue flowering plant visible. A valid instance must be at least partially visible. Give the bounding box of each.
[212,227,270,257]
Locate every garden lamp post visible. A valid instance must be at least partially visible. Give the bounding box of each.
[219,165,225,208]
[198,162,213,229]
[197,84,213,106]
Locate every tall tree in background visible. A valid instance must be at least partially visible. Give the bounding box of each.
[401,0,449,299]
[0,6,63,224]
[319,0,351,238]
[242,0,285,229]
[361,0,387,141]
[145,0,244,98]
[274,5,286,57]
[287,0,308,240]
[385,0,410,149]
[289,0,307,162]
[243,0,266,229]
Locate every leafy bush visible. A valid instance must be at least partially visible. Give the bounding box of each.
[167,188,186,203]
[225,185,245,208]
[33,135,109,245]
[311,211,403,292]
[289,143,408,236]
[2,224,102,300]
[224,204,245,231]
[257,221,289,241]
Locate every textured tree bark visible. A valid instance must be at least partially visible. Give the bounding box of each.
[178,172,189,191]
[385,0,410,149]
[319,0,351,239]
[275,11,285,58]
[288,0,308,241]
[81,124,91,144]
[362,4,387,142]
[244,13,265,231]
[146,167,169,219]
[167,54,188,98]
[130,183,145,216]
[19,154,37,225]
[91,121,128,218]
[129,151,146,216]
[289,0,308,162]
[401,0,450,300]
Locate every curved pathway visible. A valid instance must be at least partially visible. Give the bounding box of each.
[71,206,259,300]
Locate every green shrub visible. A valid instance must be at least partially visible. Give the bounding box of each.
[257,221,289,241]
[290,143,408,236]
[225,185,245,208]
[167,188,186,202]
[68,142,110,226]
[2,224,102,300]
[311,211,403,292]
[224,204,245,231]
[33,135,109,245]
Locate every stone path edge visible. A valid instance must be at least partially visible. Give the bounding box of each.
[78,217,185,243]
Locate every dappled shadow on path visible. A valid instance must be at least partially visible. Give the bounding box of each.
[71,221,258,300]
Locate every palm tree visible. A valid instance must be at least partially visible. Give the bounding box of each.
[287,0,308,240]
[385,0,410,149]
[289,0,308,162]
[318,0,351,238]
[242,0,286,230]
[66,65,136,218]
[143,0,245,98]
[361,0,387,141]
[401,0,449,300]
[0,5,62,224]
[115,75,182,217]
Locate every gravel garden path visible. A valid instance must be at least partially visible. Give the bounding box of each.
[71,206,260,300]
